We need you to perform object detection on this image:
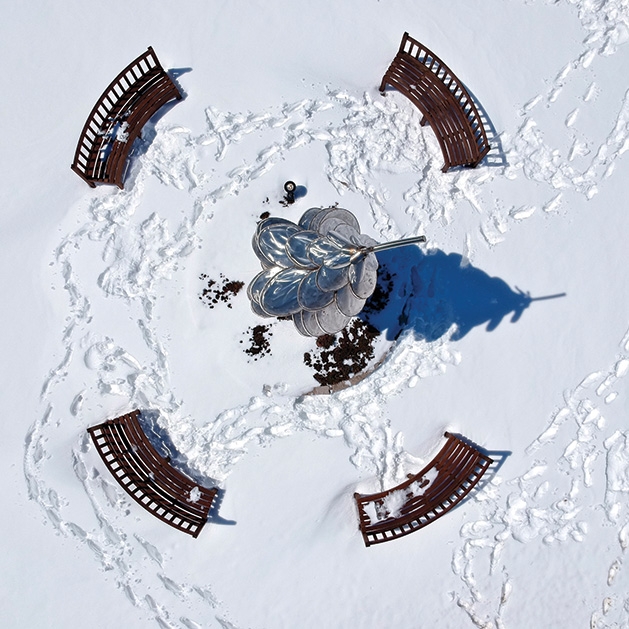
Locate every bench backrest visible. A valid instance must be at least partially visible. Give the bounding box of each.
[71,47,177,187]
[383,32,490,169]
[354,432,492,546]
[88,410,217,538]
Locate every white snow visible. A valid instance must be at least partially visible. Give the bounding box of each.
[4,1,629,628]
[188,487,201,504]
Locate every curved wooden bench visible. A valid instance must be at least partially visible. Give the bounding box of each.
[87,410,217,538]
[379,32,490,172]
[354,432,492,546]
[71,47,182,189]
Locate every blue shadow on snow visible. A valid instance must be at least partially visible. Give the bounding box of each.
[360,246,565,341]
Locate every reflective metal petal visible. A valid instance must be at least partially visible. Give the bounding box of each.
[252,234,275,269]
[315,264,349,292]
[255,223,301,268]
[327,223,361,243]
[322,249,356,269]
[258,267,310,316]
[285,231,320,269]
[297,310,327,337]
[307,236,349,266]
[317,215,358,236]
[315,300,351,335]
[250,298,268,318]
[353,232,378,248]
[297,207,325,230]
[297,272,335,311]
[336,284,366,317]
[292,310,310,337]
[348,252,379,299]
[310,208,360,234]
[247,267,280,303]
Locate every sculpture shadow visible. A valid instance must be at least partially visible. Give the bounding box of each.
[138,409,236,526]
[294,184,308,200]
[361,246,565,342]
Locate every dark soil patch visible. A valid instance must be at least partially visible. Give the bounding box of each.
[199,273,244,309]
[241,324,273,361]
[303,319,381,386]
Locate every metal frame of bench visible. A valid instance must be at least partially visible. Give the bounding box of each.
[379,32,490,173]
[87,410,217,538]
[71,47,182,189]
[354,432,493,546]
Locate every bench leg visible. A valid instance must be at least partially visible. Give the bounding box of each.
[378,78,388,94]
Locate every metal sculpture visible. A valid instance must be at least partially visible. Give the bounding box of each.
[248,207,425,337]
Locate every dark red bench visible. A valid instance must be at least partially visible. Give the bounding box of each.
[354,432,493,546]
[380,32,490,172]
[87,410,217,538]
[71,47,182,189]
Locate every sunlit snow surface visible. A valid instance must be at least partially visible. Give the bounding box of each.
[18,0,629,627]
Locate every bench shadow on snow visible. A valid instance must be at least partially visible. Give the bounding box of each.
[121,69,192,189]
[138,409,236,526]
[361,246,565,342]
[449,432,512,500]
[462,84,507,170]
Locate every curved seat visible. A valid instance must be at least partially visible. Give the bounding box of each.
[87,410,217,538]
[379,33,490,172]
[71,47,182,189]
[354,432,493,546]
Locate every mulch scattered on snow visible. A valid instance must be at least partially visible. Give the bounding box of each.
[199,273,245,309]
[303,319,381,386]
[302,263,396,388]
[241,324,273,360]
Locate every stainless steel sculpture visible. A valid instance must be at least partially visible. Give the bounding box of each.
[248,207,426,337]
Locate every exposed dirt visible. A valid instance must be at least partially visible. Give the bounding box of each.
[241,324,273,361]
[303,319,381,386]
[199,273,245,309]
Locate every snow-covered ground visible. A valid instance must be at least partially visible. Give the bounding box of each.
[3,1,629,627]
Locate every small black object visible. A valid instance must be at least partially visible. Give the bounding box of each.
[283,181,296,204]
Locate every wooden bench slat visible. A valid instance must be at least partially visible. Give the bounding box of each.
[380,32,490,172]
[90,426,209,525]
[90,421,213,529]
[88,410,217,538]
[354,432,493,546]
[102,418,214,515]
[71,47,182,189]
